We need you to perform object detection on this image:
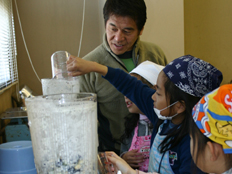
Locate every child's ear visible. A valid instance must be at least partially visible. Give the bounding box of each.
[176,100,186,114]
[207,141,221,161]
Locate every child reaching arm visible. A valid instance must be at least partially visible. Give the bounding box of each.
[67,56,108,77]
[67,55,222,173]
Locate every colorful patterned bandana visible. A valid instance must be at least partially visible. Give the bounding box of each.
[192,84,232,154]
[163,55,223,97]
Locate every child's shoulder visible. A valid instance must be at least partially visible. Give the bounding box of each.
[179,134,190,146]
[172,134,190,153]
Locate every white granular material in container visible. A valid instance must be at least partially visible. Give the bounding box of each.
[41,77,80,95]
[26,94,98,174]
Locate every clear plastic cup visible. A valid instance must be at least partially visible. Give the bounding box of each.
[25,93,98,174]
[51,51,70,79]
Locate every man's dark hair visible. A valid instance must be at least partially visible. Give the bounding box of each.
[103,0,147,31]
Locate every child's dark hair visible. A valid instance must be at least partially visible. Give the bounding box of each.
[120,74,154,144]
[120,113,139,144]
[103,0,147,32]
[157,73,201,153]
[189,118,212,167]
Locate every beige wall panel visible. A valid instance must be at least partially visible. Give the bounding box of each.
[141,0,184,63]
[184,0,232,85]
[13,0,105,95]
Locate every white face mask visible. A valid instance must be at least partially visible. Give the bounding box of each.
[154,101,178,120]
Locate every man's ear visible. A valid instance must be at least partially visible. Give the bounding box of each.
[139,27,144,35]
[176,100,186,114]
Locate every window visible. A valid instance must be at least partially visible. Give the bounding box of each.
[0,0,18,91]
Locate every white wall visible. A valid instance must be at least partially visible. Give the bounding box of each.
[142,0,184,62]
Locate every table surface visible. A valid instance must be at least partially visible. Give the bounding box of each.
[0,107,27,119]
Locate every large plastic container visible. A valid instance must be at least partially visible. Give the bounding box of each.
[41,77,80,95]
[0,141,36,174]
[25,93,98,174]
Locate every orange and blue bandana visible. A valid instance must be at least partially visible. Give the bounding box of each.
[192,84,232,154]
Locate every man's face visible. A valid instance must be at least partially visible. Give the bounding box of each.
[105,15,143,55]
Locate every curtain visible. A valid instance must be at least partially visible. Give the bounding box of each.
[0,0,18,92]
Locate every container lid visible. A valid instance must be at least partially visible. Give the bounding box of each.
[0,141,36,174]
[0,140,31,149]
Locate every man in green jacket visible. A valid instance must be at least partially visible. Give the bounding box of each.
[79,0,167,155]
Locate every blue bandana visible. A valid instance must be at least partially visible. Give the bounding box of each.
[163,55,223,97]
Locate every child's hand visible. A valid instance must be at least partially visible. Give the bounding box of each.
[66,55,108,76]
[105,151,136,174]
[121,149,144,169]
[66,55,94,76]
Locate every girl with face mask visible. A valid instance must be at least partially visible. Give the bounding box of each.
[67,55,222,173]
